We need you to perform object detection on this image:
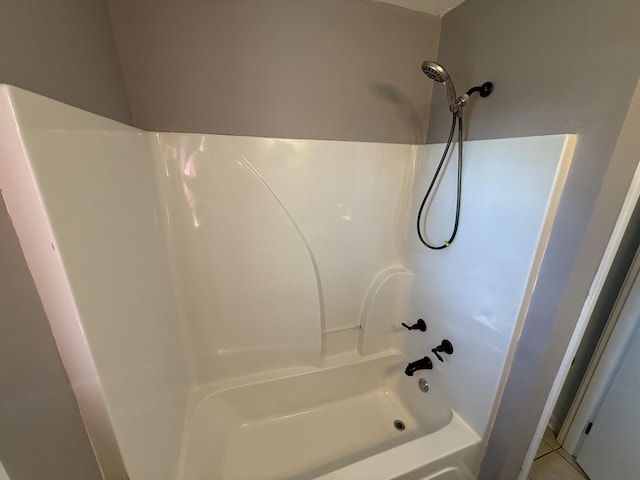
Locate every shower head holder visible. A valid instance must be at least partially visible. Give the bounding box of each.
[452,81,493,116]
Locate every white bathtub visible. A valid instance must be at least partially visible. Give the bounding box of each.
[178,352,480,480]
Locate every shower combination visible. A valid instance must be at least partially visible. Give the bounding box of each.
[417,61,493,249]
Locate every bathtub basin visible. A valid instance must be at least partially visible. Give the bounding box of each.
[178,352,479,479]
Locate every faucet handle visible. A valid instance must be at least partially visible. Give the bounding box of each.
[401,319,427,332]
[431,339,454,362]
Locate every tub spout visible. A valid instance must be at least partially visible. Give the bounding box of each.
[404,356,433,376]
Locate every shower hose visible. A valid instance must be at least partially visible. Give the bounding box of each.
[416,112,463,250]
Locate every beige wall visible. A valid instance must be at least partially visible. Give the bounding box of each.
[107,0,440,143]
[0,197,102,480]
[0,0,131,123]
[426,1,640,478]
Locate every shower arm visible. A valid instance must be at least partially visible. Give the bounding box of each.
[452,81,494,116]
[465,82,494,98]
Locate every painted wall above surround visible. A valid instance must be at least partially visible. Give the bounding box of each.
[107,0,441,143]
[0,0,132,124]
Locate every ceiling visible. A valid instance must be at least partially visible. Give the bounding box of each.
[371,0,466,16]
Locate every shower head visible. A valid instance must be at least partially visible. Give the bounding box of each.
[421,60,458,114]
[421,61,449,83]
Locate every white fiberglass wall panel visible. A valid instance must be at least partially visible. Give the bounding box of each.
[222,137,415,333]
[155,134,322,382]
[405,135,575,436]
[0,86,190,480]
[155,134,415,382]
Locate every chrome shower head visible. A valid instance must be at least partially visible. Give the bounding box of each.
[421,61,449,83]
[421,60,459,114]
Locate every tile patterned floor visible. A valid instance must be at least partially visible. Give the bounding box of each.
[529,428,590,480]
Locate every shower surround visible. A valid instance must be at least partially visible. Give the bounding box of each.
[0,86,575,479]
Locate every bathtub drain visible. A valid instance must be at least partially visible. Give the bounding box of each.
[393,419,406,431]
